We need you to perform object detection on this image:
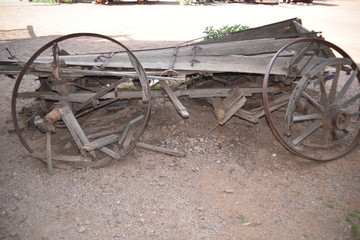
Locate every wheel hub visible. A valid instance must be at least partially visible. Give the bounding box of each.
[323,104,350,130]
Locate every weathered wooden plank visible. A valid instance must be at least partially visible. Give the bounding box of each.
[87,115,143,139]
[20,86,281,103]
[218,88,246,125]
[59,105,85,150]
[85,107,131,126]
[159,80,189,118]
[46,132,53,173]
[81,134,120,152]
[118,123,130,146]
[136,142,186,157]
[122,130,134,149]
[234,109,259,123]
[32,154,92,163]
[60,104,120,159]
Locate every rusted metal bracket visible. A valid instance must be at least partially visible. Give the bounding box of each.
[93,52,115,71]
[169,46,179,70]
[190,45,202,67]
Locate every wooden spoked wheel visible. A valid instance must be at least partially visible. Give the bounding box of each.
[11,33,151,168]
[263,38,360,161]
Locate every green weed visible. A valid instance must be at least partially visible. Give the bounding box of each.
[203,24,250,41]
[346,210,360,240]
[238,214,247,224]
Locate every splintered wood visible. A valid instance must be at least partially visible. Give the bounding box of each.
[210,88,246,125]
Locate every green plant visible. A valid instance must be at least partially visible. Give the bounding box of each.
[325,200,336,209]
[239,214,247,224]
[346,210,360,240]
[203,24,250,41]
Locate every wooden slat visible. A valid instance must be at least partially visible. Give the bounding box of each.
[59,104,120,160]
[159,80,189,118]
[136,142,186,157]
[218,88,246,125]
[81,134,120,152]
[19,86,281,103]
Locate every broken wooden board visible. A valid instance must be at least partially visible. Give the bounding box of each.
[159,80,189,118]
[136,142,186,157]
[19,86,282,103]
[81,134,120,152]
[210,87,246,125]
[59,104,120,160]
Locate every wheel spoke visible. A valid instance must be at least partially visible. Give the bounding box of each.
[317,72,328,106]
[301,91,325,111]
[349,111,360,117]
[341,93,360,107]
[293,113,322,122]
[291,121,322,146]
[335,68,358,104]
[328,64,341,104]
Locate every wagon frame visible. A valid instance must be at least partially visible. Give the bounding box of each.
[1,18,359,170]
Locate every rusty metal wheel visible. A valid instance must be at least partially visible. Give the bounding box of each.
[263,38,360,161]
[12,33,151,168]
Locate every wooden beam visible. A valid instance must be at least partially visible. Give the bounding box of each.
[81,134,120,152]
[59,104,120,160]
[136,142,186,157]
[160,80,189,118]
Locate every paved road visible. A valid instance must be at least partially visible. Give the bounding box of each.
[0,0,359,61]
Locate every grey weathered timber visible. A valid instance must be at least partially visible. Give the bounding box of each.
[118,123,130,146]
[82,134,120,152]
[19,86,281,103]
[211,88,246,125]
[87,115,144,139]
[46,132,53,173]
[159,80,189,118]
[136,142,186,157]
[32,154,92,163]
[59,104,120,159]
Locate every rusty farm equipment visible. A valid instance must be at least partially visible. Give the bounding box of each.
[0,18,359,170]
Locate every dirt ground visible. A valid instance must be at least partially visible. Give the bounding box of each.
[0,0,359,239]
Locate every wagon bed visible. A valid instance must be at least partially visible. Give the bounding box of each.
[1,18,359,170]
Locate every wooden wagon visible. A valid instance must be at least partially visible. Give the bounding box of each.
[1,18,359,170]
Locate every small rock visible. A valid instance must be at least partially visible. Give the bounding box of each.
[216,160,222,164]
[180,136,187,144]
[219,135,226,141]
[77,226,86,233]
[84,220,91,225]
[272,153,277,157]
[193,146,201,151]
[196,207,205,212]
[187,131,196,138]
[139,218,145,223]
[192,167,200,172]
[116,200,121,205]
[14,193,23,201]
[157,182,165,187]
[10,206,18,211]
[224,189,234,194]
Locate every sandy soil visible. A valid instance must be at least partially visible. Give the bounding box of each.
[0,0,359,239]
